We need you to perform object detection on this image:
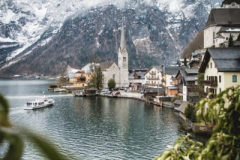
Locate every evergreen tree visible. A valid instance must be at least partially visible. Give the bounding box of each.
[197,73,204,95]
[228,34,234,47]
[89,66,104,90]
[108,79,116,91]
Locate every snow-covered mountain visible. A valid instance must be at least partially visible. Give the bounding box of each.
[0,0,222,76]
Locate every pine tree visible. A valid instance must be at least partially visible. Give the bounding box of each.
[89,66,104,90]
[228,34,234,47]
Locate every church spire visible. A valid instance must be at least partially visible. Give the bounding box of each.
[120,23,127,51]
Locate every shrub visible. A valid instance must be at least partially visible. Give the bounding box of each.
[184,104,197,123]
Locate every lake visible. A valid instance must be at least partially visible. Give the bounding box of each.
[0,80,186,160]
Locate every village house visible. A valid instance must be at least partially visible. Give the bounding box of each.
[199,48,240,96]
[204,0,240,48]
[67,65,92,88]
[196,0,240,96]
[174,68,200,103]
[174,68,199,94]
[144,66,163,88]
[128,69,147,90]
[163,66,186,96]
[188,49,206,68]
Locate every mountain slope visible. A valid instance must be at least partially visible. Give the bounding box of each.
[0,0,222,76]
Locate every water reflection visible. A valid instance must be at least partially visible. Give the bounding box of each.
[0,80,187,160]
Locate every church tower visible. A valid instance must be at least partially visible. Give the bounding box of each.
[118,24,129,88]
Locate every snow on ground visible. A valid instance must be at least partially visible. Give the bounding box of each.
[0,37,16,43]
[2,9,15,24]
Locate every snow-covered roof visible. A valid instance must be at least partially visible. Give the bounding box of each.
[66,65,80,74]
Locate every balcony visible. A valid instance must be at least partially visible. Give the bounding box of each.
[149,71,156,75]
[146,76,160,80]
[145,82,159,86]
[204,80,218,87]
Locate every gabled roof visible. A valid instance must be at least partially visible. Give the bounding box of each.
[199,48,240,73]
[185,76,197,82]
[129,71,145,80]
[144,66,162,75]
[165,66,187,75]
[66,65,80,74]
[221,0,240,6]
[205,8,240,28]
[185,68,199,74]
[81,63,100,73]
[99,61,116,71]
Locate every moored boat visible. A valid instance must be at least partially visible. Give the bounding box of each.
[73,90,86,97]
[24,97,55,110]
[54,88,67,92]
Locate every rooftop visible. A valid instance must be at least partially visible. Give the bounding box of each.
[199,48,240,72]
[99,61,116,71]
[165,66,187,75]
[205,8,240,27]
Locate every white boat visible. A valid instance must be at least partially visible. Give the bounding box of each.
[73,90,86,97]
[24,97,55,110]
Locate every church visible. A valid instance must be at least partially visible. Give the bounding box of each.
[99,24,129,88]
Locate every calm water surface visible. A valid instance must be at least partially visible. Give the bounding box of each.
[0,80,186,160]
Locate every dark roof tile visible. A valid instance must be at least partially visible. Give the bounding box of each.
[205,8,240,27]
[199,48,240,72]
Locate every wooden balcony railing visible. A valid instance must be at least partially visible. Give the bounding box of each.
[145,83,159,86]
[146,76,159,80]
[204,80,218,87]
[149,71,156,75]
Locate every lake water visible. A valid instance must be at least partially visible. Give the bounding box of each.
[0,80,187,160]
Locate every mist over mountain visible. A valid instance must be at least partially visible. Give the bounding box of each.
[0,0,222,76]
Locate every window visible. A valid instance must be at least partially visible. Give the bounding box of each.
[123,57,126,61]
[219,88,221,93]
[206,76,208,80]
[232,75,237,82]
[219,75,221,83]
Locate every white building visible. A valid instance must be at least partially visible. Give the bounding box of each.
[118,25,129,88]
[144,66,163,87]
[204,0,240,48]
[129,69,147,85]
[164,66,186,96]
[99,61,120,88]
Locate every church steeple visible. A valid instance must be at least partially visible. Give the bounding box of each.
[120,24,127,52]
[118,22,129,88]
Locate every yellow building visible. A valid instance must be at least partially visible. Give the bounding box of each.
[199,48,240,95]
[69,71,92,87]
